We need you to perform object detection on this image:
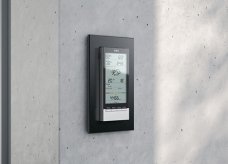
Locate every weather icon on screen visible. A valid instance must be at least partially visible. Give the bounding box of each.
[112,69,121,76]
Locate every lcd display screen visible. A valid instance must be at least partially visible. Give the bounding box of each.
[105,53,127,104]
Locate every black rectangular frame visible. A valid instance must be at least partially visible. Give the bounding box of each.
[87,35,134,133]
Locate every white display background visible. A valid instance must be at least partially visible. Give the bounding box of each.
[105,53,127,104]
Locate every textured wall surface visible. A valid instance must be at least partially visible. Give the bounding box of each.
[60,0,228,164]
[0,0,2,162]
[11,0,59,163]
[7,0,228,163]
[60,0,156,164]
[155,0,228,163]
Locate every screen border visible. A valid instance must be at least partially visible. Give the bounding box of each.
[102,47,129,108]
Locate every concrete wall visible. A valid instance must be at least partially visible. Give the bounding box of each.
[60,0,228,164]
[154,0,228,163]
[0,0,2,162]
[60,0,155,163]
[6,0,228,163]
[11,0,59,163]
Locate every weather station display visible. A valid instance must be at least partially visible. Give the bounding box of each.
[88,35,134,128]
[105,53,127,104]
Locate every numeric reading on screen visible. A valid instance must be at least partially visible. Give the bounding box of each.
[105,53,127,104]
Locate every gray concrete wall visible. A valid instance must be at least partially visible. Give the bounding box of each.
[60,0,228,164]
[60,0,156,163]
[153,0,228,163]
[6,0,228,163]
[0,0,2,162]
[11,0,59,163]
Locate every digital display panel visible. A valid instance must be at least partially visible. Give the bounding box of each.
[105,53,127,104]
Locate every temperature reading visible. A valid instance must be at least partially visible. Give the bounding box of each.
[110,96,120,100]
[105,52,127,104]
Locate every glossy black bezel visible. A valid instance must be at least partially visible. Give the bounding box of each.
[88,35,134,133]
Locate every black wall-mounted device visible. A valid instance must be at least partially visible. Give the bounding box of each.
[88,35,134,133]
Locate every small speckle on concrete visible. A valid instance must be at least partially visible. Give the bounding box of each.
[146,24,149,26]
[67,147,69,149]
[214,56,216,59]
[204,45,206,48]
[136,78,139,81]
[81,5,83,8]
[181,129,183,132]
[126,146,128,149]
[54,11,57,14]
[209,76,211,79]
[68,78,71,82]
[136,16,139,19]
[198,13,200,16]
[59,128,61,131]
[195,90,198,94]
[122,18,125,21]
